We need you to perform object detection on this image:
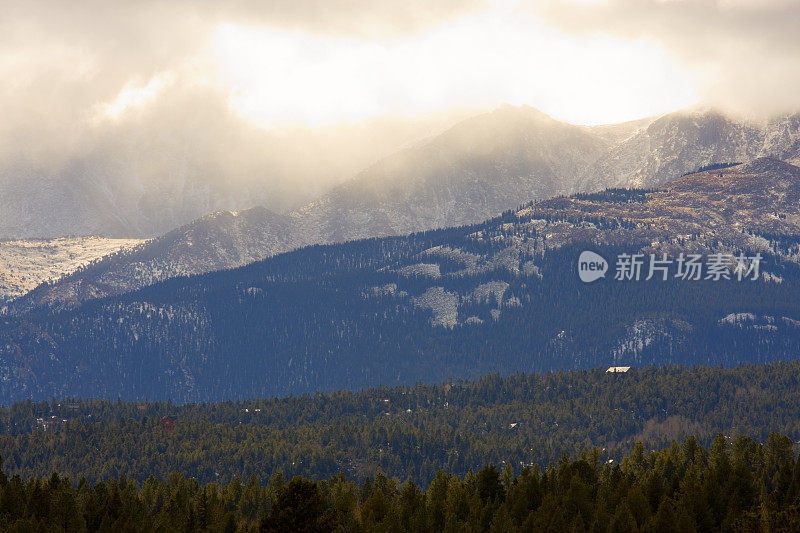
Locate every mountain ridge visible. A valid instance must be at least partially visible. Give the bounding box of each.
[3,158,800,403]
[8,106,800,312]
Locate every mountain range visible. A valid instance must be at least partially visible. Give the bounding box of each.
[0,109,474,240]
[6,208,297,312]
[2,157,799,403]
[8,105,800,312]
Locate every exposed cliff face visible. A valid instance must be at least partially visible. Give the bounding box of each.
[762,113,800,160]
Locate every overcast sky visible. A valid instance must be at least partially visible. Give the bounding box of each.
[539,0,800,119]
[2,0,799,213]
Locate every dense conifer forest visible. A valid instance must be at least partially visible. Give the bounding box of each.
[2,363,800,491]
[2,433,800,531]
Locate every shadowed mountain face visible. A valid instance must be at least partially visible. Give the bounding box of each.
[2,158,800,403]
[8,107,800,312]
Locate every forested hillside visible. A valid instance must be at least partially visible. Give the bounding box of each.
[3,363,800,487]
[3,159,800,403]
[1,433,800,531]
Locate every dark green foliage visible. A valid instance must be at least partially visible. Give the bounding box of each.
[261,477,331,532]
[681,162,741,176]
[1,435,800,531]
[4,363,800,488]
[572,188,654,203]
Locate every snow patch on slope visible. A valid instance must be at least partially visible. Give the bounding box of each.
[413,287,459,328]
[0,237,143,303]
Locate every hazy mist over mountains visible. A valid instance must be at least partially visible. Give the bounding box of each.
[4,103,800,242]
[6,103,800,309]
[0,106,474,239]
[5,0,800,243]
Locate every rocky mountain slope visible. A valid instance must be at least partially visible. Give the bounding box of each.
[7,207,298,314]
[0,237,142,303]
[290,105,610,242]
[2,158,800,403]
[291,107,800,246]
[577,109,763,190]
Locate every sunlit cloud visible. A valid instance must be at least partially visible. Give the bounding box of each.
[537,0,800,118]
[100,74,175,119]
[212,7,697,127]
